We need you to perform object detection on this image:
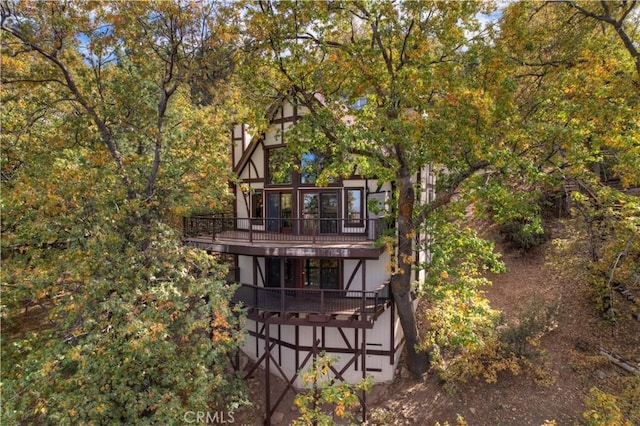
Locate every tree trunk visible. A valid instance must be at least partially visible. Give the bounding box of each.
[391,170,430,380]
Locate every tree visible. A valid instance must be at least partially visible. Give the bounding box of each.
[565,1,640,78]
[1,1,249,423]
[242,0,505,379]
[242,0,640,381]
[490,1,639,315]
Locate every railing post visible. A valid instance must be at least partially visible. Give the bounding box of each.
[361,291,366,316]
[249,218,253,243]
[280,288,285,313]
[313,219,317,244]
[253,284,258,308]
[214,217,218,242]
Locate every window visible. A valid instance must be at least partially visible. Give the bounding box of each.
[345,188,363,224]
[302,191,338,234]
[266,192,292,232]
[352,97,367,110]
[251,190,263,223]
[301,152,322,185]
[266,258,298,288]
[267,147,292,185]
[300,150,336,185]
[304,259,340,290]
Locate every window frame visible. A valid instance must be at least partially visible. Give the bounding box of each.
[251,190,263,225]
[304,258,342,290]
[266,146,293,186]
[344,188,364,225]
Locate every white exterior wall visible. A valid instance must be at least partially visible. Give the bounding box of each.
[416,164,436,284]
[232,124,244,169]
[228,100,436,388]
[264,127,280,146]
[237,255,254,285]
[236,250,399,387]
[240,306,400,388]
[235,187,250,220]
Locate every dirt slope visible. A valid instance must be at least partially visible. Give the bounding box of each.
[366,218,639,425]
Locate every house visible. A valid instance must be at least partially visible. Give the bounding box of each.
[183,99,435,423]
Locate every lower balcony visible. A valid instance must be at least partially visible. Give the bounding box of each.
[231,282,391,328]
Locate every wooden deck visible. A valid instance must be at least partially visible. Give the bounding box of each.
[184,234,385,259]
[182,215,388,258]
[231,283,391,327]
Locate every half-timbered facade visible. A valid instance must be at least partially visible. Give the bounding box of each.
[183,100,435,423]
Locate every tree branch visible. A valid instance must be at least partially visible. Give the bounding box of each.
[416,160,490,225]
[565,1,640,76]
[1,19,136,199]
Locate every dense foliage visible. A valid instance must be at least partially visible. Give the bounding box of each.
[1,0,638,423]
[1,1,248,423]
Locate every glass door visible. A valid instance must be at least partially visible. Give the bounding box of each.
[302,191,338,235]
[266,258,299,288]
[320,192,338,234]
[302,193,319,235]
[266,192,292,233]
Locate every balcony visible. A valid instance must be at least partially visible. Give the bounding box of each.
[183,216,389,259]
[231,282,391,328]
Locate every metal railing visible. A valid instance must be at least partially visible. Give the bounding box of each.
[183,215,388,243]
[231,281,390,318]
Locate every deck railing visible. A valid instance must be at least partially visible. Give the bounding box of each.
[183,215,388,243]
[231,281,390,318]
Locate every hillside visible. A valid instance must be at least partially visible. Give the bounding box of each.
[366,217,640,425]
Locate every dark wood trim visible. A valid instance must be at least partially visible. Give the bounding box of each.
[344,259,363,291]
[278,324,282,365]
[240,178,263,184]
[362,328,367,388]
[390,302,396,365]
[234,135,263,175]
[247,328,394,357]
[337,327,354,351]
[231,127,237,169]
[270,115,298,124]
[362,258,366,293]
[231,183,238,220]
[249,159,260,180]
[295,323,299,371]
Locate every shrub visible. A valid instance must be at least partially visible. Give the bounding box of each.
[293,353,373,426]
[583,387,634,426]
[499,218,550,251]
[500,297,558,358]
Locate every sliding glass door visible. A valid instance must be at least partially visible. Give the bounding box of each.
[302,191,338,234]
[266,192,292,233]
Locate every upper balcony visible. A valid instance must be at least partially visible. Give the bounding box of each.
[182,215,388,259]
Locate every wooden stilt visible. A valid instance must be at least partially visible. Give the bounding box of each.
[264,322,271,426]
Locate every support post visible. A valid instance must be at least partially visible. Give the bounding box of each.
[362,328,367,423]
[264,323,271,426]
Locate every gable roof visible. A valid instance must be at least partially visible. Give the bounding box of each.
[233,100,283,175]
